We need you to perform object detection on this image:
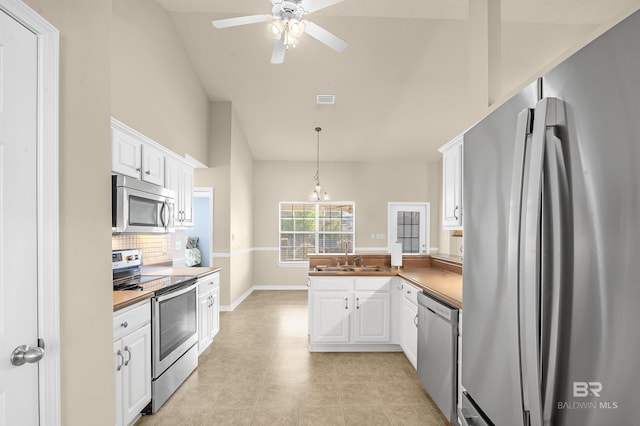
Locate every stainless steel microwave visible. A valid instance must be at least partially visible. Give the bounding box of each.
[112,174,175,233]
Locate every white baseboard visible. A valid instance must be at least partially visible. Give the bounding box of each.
[309,343,403,352]
[219,285,308,311]
[219,285,253,312]
[252,285,308,291]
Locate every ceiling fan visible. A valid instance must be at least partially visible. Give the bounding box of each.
[212,0,348,64]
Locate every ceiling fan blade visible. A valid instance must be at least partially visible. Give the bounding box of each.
[212,14,270,29]
[300,0,344,14]
[303,20,347,53]
[271,36,286,64]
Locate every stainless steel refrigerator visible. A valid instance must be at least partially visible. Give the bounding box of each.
[461,8,640,426]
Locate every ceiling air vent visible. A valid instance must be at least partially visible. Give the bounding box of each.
[316,94,335,105]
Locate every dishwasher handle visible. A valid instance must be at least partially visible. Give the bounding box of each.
[417,291,456,323]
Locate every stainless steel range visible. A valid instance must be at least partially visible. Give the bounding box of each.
[112,249,198,413]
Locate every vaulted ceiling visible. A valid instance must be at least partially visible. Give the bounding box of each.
[156,0,640,162]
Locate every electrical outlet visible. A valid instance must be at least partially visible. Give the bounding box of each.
[162,240,168,253]
[175,241,182,251]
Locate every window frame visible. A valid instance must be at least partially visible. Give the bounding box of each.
[278,201,356,266]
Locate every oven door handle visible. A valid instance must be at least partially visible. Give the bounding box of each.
[155,281,197,302]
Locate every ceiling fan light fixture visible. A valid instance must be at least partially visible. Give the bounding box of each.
[269,20,284,38]
[283,29,298,49]
[289,19,305,35]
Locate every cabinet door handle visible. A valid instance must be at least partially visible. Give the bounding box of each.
[414,314,419,328]
[123,346,132,366]
[356,297,360,309]
[344,297,349,310]
[397,283,404,290]
[121,321,128,329]
[116,349,124,371]
[135,167,141,173]
[454,205,459,220]
[145,170,151,175]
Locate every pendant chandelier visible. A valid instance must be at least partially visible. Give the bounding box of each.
[309,127,329,201]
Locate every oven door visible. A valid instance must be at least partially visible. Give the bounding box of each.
[152,282,198,378]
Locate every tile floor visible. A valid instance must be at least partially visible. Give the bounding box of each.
[136,290,448,426]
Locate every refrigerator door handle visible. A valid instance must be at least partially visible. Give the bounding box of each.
[541,124,569,425]
[507,108,533,426]
[521,97,564,426]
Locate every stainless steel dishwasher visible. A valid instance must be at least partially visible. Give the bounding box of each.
[417,291,459,424]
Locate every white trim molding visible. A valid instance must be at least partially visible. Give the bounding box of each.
[0,1,60,424]
[212,246,277,258]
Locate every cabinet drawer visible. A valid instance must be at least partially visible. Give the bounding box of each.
[198,276,215,294]
[402,281,420,306]
[310,277,353,291]
[113,300,150,340]
[210,272,220,286]
[355,277,390,291]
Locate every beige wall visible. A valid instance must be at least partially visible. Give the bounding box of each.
[229,109,254,302]
[196,102,254,306]
[252,160,440,287]
[23,0,114,424]
[111,0,209,164]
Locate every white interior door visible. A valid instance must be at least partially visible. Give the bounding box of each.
[0,8,40,425]
[388,202,430,254]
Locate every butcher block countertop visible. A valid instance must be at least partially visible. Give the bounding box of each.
[308,253,463,309]
[113,290,154,312]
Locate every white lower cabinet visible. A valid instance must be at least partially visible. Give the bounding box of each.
[197,272,220,354]
[353,291,391,343]
[113,300,151,426]
[309,276,392,349]
[310,290,351,343]
[393,278,419,369]
[400,292,419,368]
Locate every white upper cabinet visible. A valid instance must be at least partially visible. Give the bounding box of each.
[112,125,143,179]
[141,143,165,186]
[112,118,165,185]
[165,156,194,228]
[439,135,463,230]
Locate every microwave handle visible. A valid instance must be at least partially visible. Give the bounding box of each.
[160,202,168,229]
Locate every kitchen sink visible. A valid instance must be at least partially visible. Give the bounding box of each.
[315,265,385,272]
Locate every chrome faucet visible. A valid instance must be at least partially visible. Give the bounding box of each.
[343,241,350,266]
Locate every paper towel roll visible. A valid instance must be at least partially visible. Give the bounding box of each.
[391,242,403,268]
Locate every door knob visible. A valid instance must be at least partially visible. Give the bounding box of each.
[10,344,45,366]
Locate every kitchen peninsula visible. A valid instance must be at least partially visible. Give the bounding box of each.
[308,253,462,308]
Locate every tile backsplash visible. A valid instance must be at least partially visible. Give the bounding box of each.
[112,233,172,265]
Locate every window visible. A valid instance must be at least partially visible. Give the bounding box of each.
[388,202,430,254]
[279,202,355,263]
